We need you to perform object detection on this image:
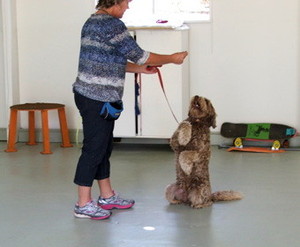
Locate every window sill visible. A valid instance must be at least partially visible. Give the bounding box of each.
[181,13,211,23]
[123,14,210,30]
[127,24,190,31]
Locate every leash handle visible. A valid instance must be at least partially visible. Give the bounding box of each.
[147,66,179,124]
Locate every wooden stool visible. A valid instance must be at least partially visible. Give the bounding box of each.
[5,103,73,154]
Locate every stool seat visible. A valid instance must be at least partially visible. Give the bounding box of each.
[11,103,65,110]
[5,102,73,154]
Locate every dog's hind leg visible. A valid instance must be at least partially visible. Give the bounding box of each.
[188,186,213,208]
[165,183,187,204]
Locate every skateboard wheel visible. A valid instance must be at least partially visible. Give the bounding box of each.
[234,137,243,148]
[272,140,281,150]
[282,140,289,148]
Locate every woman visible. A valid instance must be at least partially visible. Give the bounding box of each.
[73,0,188,220]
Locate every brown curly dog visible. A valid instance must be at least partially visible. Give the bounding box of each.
[165,95,243,208]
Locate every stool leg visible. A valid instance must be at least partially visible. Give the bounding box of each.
[5,109,18,152]
[58,107,73,148]
[27,110,37,145]
[40,110,52,154]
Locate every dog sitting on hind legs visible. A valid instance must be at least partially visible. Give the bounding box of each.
[165,95,243,208]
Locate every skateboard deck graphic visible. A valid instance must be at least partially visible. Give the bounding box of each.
[221,122,296,140]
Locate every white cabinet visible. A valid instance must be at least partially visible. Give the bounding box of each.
[114,27,190,138]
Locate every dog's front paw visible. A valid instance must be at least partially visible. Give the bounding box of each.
[177,121,192,146]
[170,121,192,150]
[179,150,199,175]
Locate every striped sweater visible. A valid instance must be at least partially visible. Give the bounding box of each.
[73,14,149,102]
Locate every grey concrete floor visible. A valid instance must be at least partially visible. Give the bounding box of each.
[1,141,300,247]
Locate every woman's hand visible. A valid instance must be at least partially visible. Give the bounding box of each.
[171,51,188,65]
[140,65,161,74]
[126,63,161,74]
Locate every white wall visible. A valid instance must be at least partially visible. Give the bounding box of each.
[10,0,300,133]
[0,1,5,128]
[189,0,300,131]
[16,0,94,129]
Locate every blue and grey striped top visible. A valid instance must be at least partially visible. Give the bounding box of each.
[73,14,149,102]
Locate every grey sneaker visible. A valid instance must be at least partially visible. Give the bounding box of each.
[74,200,111,220]
[98,192,135,210]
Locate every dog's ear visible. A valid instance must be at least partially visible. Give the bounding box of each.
[206,99,217,128]
[210,114,217,128]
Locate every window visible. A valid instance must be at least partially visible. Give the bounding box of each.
[126,0,209,21]
[95,0,210,25]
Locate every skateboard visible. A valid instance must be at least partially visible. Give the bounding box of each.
[221,122,297,151]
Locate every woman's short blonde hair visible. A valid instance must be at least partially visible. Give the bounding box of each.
[96,0,125,9]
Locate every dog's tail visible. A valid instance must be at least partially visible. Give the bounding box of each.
[211,190,244,202]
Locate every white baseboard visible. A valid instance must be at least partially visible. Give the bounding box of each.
[0,128,7,140]
[1,128,299,147]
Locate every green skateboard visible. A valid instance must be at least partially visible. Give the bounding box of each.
[221,122,297,150]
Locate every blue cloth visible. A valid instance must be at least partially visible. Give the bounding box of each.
[73,14,149,102]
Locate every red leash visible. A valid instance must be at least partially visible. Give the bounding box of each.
[146,66,179,124]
